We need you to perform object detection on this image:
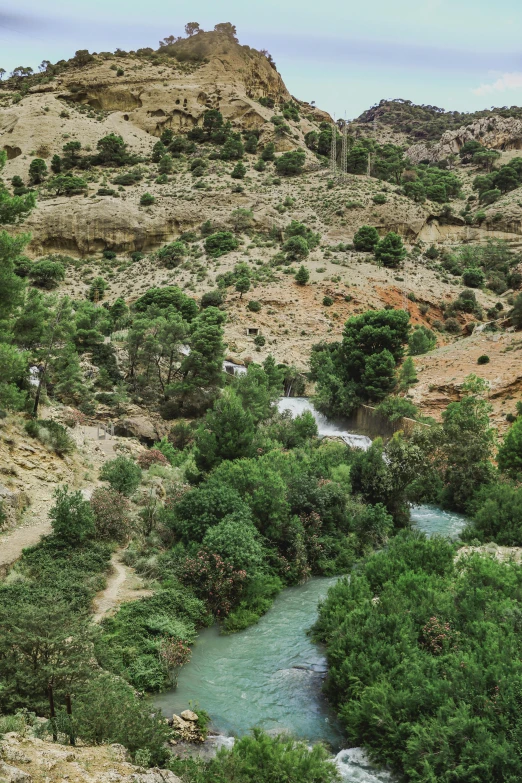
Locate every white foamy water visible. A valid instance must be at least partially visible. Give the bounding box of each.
[335,748,394,782]
[277,397,372,450]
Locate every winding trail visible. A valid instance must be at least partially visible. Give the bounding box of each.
[91,550,154,623]
[0,423,117,573]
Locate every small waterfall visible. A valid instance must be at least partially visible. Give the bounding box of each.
[277,398,371,451]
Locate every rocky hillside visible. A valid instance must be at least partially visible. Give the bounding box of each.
[2,27,522,426]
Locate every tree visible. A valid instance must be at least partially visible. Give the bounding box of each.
[50,486,95,544]
[283,236,309,261]
[0,151,36,224]
[235,275,250,299]
[398,356,418,390]
[275,149,306,176]
[0,343,27,410]
[100,456,142,496]
[90,487,131,541]
[0,595,96,715]
[29,259,65,289]
[441,374,496,510]
[171,308,226,415]
[214,22,238,40]
[408,325,437,355]
[221,135,244,161]
[233,364,279,423]
[203,516,265,572]
[47,174,87,196]
[194,388,256,471]
[203,109,223,135]
[32,296,75,416]
[29,158,48,184]
[158,154,173,174]
[353,225,380,252]
[498,417,522,477]
[462,267,485,288]
[231,161,246,179]
[0,68,5,80]
[151,141,167,162]
[261,142,275,161]
[205,231,239,257]
[95,134,131,167]
[0,231,28,328]
[312,309,410,417]
[295,265,310,285]
[51,154,62,173]
[245,135,258,154]
[374,232,406,268]
[62,141,82,168]
[512,293,522,329]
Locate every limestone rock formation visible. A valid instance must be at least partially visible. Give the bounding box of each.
[407,115,522,165]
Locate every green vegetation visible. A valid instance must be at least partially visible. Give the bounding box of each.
[312,308,410,416]
[314,530,522,781]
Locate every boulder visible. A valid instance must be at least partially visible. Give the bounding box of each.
[180,710,198,722]
[0,761,32,782]
[114,416,160,445]
[130,770,182,783]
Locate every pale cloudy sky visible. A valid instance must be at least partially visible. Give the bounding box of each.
[1,0,522,118]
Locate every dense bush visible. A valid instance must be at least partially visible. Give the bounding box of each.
[374,231,406,268]
[29,259,65,289]
[90,487,131,542]
[275,149,306,176]
[99,456,142,496]
[24,419,75,455]
[314,530,522,781]
[204,231,239,257]
[408,325,437,355]
[49,485,95,545]
[353,225,380,252]
[156,241,186,268]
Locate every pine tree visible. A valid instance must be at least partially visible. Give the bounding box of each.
[295,265,310,285]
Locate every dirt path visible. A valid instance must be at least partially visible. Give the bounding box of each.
[0,423,118,573]
[92,550,153,623]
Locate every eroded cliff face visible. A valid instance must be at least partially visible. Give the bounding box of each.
[0,31,311,180]
[407,115,522,165]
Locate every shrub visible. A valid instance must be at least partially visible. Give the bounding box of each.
[254,159,266,172]
[372,193,387,204]
[444,317,461,334]
[137,449,169,469]
[24,419,75,455]
[295,265,310,285]
[49,485,95,545]
[374,232,406,268]
[275,149,306,176]
[203,730,339,783]
[48,174,88,195]
[283,236,308,261]
[353,225,380,252]
[247,299,262,312]
[29,260,65,289]
[90,487,131,542]
[477,354,490,364]
[462,267,485,288]
[72,673,170,765]
[260,142,276,161]
[205,231,239,258]
[323,296,334,306]
[201,290,225,309]
[254,334,266,346]
[140,192,155,206]
[100,456,142,496]
[156,241,186,268]
[408,325,437,355]
[231,162,246,179]
[179,550,247,617]
[103,249,117,260]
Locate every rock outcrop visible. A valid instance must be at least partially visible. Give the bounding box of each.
[0,733,182,783]
[407,115,522,164]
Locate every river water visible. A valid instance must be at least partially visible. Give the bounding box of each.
[154,400,467,781]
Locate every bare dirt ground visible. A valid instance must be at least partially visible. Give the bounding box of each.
[411,328,522,429]
[92,550,153,623]
[0,419,119,571]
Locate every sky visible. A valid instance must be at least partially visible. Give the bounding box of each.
[1,0,522,119]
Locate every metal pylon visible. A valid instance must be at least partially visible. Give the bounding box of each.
[330,117,337,177]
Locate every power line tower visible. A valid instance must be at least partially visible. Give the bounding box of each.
[330,117,337,177]
[341,118,348,179]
